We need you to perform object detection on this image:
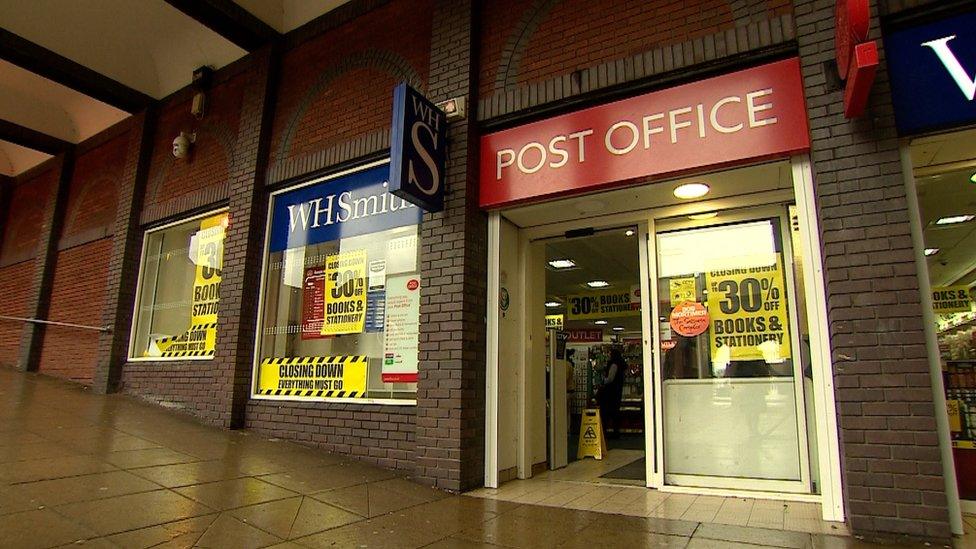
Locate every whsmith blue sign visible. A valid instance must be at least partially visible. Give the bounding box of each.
[269,164,421,253]
[389,83,446,212]
[886,11,976,135]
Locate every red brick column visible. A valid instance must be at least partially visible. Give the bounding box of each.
[92,112,156,394]
[794,0,951,541]
[415,0,486,492]
[17,153,73,372]
[0,176,11,244]
[211,45,279,428]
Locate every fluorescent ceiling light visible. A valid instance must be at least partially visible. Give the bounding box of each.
[688,211,718,220]
[545,301,562,308]
[673,182,710,199]
[586,280,610,288]
[924,248,940,256]
[612,326,625,331]
[548,259,576,269]
[624,229,635,237]
[594,320,608,325]
[935,215,975,225]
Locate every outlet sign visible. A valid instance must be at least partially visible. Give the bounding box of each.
[886,11,976,135]
[389,83,447,212]
[479,58,810,208]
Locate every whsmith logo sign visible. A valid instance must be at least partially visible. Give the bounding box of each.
[268,164,421,253]
[389,83,446,212]
[886,11,976,135]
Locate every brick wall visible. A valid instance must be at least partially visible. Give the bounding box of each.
[795,0,951,542]
[269,0,432,168]
[0,261,34,366]
[478,0,792,98]
[35,132,129,384]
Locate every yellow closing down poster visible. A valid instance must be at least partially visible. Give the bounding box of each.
[258,356,368,398]
[321,250,367,336]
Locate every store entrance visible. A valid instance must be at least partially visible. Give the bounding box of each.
[543,226,645,483]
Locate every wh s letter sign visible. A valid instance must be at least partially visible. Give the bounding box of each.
[389,83,447,212]
[886,11,976,135]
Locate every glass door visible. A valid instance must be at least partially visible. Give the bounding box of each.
[649,208,811,493]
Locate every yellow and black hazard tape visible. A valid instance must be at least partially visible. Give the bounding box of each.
[161,349,216,358]
[257,389,361,398]
[156,322,218,358]
[259,355,367,366]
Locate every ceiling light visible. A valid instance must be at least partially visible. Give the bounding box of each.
[612,326,625,331]
[548,259,577,269]
[688,211,718,220]
[673,182,710,199]
[594,320,608,325]
[545,301,562,308]
[925,248,940,256]
[935,215,975,225]
[624,229,635,237]
[586,280,610,288]
[970,172,976,184]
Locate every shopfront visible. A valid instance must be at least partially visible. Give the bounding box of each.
[481,58,845,522]
[887,6,976,523]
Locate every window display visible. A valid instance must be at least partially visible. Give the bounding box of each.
[130,210,228,360]
[254,162,422,402]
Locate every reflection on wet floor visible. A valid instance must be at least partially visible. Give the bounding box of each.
[0,365,966,548]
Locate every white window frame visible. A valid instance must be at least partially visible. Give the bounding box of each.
[250,158,417,407]
[127,208,229,362]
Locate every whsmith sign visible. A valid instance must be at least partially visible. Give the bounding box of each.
[269,164,422,253]
[389,83,447,212]
[886,11,976,135]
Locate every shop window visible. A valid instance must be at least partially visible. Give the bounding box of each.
[254,162,422,403]
[130,210,228,360]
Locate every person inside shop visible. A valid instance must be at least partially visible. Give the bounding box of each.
[599,347,627,439]
[663,335,698,379]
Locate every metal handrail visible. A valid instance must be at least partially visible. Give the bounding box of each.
[0,315,110,332]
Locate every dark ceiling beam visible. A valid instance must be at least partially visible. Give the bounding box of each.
[0,119,72,155]
[0,29,154,113]
[164,0,280,51]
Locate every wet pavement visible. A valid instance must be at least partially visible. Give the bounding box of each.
[0,366,964,548]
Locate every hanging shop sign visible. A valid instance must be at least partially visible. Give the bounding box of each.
[149,213,227,358]
[257,356,367,398]
[479,58,810,208]
[545,314,564,330]
[321,250,367,336]
[382,274,421,383]
[886,11,976,135]
[706,256,791,363]
[932,285,972,314]
[389,83,447,212]
[269,164,422,253]
[566,289,639,320]
[834,0,877,118]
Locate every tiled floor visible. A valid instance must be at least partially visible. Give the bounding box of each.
[0,365,962,548]
[468,451,847,536]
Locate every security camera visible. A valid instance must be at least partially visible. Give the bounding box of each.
[172,132,196,159]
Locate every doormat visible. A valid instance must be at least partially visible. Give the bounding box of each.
[600,457,646,481]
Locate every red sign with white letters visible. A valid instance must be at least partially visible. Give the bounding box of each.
[479,58,810,208]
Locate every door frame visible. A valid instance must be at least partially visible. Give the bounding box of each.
[483,156,845,522]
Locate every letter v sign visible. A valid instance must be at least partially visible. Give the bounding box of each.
[922,35,976,100]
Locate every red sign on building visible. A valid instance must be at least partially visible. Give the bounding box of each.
[479,58,811,209]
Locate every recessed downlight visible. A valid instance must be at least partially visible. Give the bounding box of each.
[545,301,562,308]
[612,326,625,332]
[673,182,710,200]
[924,248,940,256]
[548,259,576,270]
[594,320,608,325]
[970,172,976,184]
[688,211,718,220]
[586,280,610,288]
[625,229,635,237]
[935,215,975,225]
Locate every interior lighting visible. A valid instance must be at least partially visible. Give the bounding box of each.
[673,182,710,199]
[612,326,625,331]
[935,215,975,225]
[924,248,940,256]
[970,172,976,184]
[586,280,610,288]
[545,301,562,308]
[624,229,636,236]
[688,212,718,220]
[548,259,577,269]
[594,320,608,325]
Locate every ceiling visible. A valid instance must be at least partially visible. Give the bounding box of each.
[0,0,350,177]
[912,128,976,287]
